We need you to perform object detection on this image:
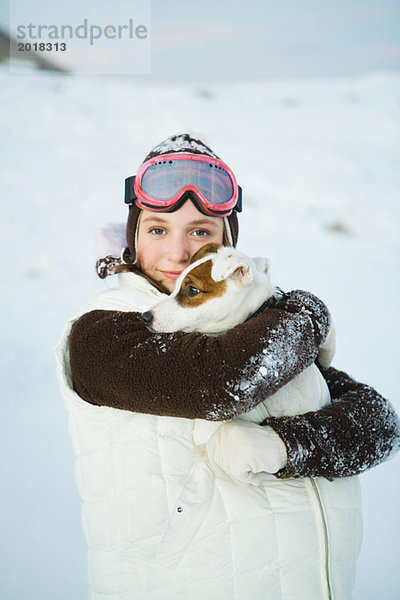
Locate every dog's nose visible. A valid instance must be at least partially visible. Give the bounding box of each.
[140,311,154,325]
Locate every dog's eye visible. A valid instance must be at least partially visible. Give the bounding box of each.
[186,285,201,297]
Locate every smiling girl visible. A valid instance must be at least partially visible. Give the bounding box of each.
[56,133,399,600]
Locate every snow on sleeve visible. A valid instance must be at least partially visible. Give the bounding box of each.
[262,366,400,479]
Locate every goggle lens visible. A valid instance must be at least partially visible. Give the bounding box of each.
[141,159,234,205]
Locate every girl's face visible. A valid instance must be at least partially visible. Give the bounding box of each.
[136,200,224,293]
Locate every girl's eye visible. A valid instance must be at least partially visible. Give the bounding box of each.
[150,228,165,236]
[193,229,209,237]
[186,285,202,297]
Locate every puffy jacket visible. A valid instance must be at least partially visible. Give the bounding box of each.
[55,271,395,600]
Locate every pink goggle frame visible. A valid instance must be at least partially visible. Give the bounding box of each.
[126,152,242,217]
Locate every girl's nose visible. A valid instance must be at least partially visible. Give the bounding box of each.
[168,236,191,263]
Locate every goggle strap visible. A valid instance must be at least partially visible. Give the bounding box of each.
[236,186,243,213]
[124,175,136,205]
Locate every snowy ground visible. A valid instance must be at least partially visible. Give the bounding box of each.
[0,66,399,599]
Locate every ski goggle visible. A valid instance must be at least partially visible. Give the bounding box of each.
[124,152,242,216]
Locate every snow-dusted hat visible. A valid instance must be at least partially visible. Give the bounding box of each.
[95,134,239,278]
[125,133,239,263]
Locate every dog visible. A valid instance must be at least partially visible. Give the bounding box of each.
[141,243,335,422]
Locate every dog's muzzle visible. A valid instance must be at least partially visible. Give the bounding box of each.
[140,311,154,330]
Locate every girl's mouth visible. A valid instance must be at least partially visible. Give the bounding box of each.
[161,271,183,280]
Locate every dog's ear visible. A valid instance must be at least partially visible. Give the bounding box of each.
[190,243,222,264]
[211,249,253,286]
[230,262,252,285]
[253,256,270,274]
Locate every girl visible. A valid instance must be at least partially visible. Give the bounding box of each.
[56,133,399,600]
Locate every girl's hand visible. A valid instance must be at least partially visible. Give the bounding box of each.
[205,421,288,485]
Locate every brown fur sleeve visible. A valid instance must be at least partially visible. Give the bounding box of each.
[69,290,329,421]
[262,366,400,477]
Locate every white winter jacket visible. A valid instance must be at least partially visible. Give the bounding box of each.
[56,272,362,600]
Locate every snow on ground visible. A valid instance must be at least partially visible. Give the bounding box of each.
[0,66,399,599]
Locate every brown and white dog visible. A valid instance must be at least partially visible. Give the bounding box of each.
[141,243,335,420]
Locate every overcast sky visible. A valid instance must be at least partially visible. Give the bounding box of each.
[1,0,400,80]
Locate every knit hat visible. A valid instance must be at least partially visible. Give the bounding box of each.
[125,133,239,263]
[95,134,239,279]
